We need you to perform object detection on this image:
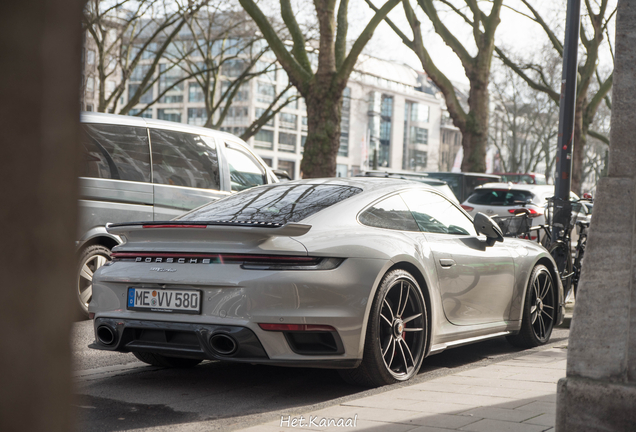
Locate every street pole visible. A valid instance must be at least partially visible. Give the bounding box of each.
[552,0,581,244]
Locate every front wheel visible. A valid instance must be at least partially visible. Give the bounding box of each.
[339,269,428,387]
[507,264,557,348]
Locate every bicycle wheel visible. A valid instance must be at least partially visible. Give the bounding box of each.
[571,236,587,298]
[548,241,573,302]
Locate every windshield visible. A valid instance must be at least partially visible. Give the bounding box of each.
[177,184,362,224]
[468,189,534,206]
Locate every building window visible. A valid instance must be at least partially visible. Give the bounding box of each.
[221,80,249,101]
[130,108,152,118]
[87,49,95,66]
[336,164,348,177]
[403,101,429,170]
[410,103,429,123]
[255,107,274,126]
[379,95,393,167]
[157,108,181,123]
[278,112,297,130]
[260,157,273,167]
[278,132,297,153]
[221,59,246,78]
[128,83,153,104]
[277,159,296,179]
[254,129,274,150]
[222,106,248,126]
[159,64,184,103]
[189,83,204,102]
[257,82,275,103]
[188,108,207,125]
[339,87,351,157]
[86,104,93,112]
[301,135,307,154]
[301,116,308,132]
[86,76,94,94]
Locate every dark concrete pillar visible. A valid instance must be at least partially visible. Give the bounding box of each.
[0,0,84,431]
[556,1,636,430]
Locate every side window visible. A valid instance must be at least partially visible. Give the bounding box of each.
[80,124,150,182]
[401,190,477,236]
[224,142,267,192]
[150,129,220,190]
[359,195,419,231]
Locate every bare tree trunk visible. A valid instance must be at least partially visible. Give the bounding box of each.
[0,0,83,431]
[302,79,344,177]
[462,79,489,172]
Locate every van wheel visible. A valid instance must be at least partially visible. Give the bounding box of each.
[77,245,111,317]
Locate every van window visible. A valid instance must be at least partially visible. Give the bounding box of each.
[150,129,220,190]
[225,142,267,191]
[80,124,151,182]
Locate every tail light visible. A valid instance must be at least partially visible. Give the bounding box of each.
[509,208,542,218]
[110,252,343,270]
[461,205,474,212]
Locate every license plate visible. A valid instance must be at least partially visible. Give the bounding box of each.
[127,287,201,314]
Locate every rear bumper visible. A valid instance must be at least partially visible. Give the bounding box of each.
[90,317,359,369]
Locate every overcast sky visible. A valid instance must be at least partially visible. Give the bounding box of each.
[347,0,616,85]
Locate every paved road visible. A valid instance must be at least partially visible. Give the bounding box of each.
[72,320,571,432]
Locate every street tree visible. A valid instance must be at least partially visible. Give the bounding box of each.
[82,0,207,115]
[368,0,504,172]
[495,0,615,194]
[238,0,402,178]
[489,57,560,182]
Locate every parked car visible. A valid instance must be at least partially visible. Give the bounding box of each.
[460,183,588,241]
[76,112,277,316]
[494,173,547,185]
[424,172,501,202]
[89,178,564,387]
[355,170,458,202]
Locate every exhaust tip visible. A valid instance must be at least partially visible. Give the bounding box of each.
[209,333,238,356]
[96,325,117,346]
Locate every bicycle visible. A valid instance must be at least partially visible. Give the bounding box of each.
[497,197,591,302]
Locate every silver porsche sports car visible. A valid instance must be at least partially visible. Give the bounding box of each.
[89,178,564,387]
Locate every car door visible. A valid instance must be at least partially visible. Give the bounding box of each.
[149,128,228,220]
[401,190,515,326]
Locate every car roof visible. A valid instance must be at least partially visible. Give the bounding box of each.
[80,111,242,142]
[474,183,554,192]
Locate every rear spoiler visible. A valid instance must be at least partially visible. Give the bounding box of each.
[106,221,312,237]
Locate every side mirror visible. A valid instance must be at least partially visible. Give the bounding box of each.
[473,213,504,246]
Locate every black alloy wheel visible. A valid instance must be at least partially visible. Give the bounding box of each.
[507,264,556,348]
[339,269,427,387]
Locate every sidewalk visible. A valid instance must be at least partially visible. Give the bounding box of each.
[235,347,567,432]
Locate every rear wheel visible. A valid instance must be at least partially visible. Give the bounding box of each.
[339,269,427,387]
[133,351,203,368]
[507,264,556,348]
[77,245,111,317]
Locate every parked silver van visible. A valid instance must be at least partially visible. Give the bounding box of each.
[77,112,277,316]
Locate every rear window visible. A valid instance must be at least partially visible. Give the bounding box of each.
[177,184,362,224]
[467,189,534,206]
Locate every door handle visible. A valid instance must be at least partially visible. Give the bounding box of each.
[439,259,456,268]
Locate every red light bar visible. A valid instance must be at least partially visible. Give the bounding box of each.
[461,205,474,212]
[142,224,206,229]
[258,323,336,332]
[508,208,543,217]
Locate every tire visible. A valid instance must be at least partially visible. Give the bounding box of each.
[133,351,203,368]
[548,241,573,302]
[339,269,428,387]
[507,264,557,348]
[77,245,112,317]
